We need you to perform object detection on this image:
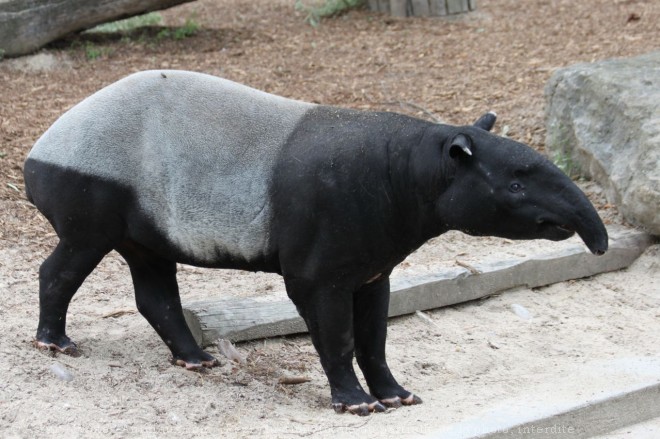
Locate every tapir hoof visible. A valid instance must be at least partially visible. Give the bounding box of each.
[401,394,423,405]
[34,339,81,357]
[173,355,220,370]
[332,401,387,416]
[379,393,422,407]
[378,389,422,409]
[379,396,403,408]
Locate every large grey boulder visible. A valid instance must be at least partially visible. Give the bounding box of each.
[0,0,195,58]
[545,52,660,236]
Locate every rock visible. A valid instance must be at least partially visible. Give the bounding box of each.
[49,362,74,382]
[545,52,660,236]
[4,53,71,72]
[0,0,195,58]
[510,304,532,320]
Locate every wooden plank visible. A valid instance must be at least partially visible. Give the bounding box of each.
[183,298,306,347]
[183,227,653,347]
[389,230,651,316]
[468,0,477,11]
[367,0,379,12]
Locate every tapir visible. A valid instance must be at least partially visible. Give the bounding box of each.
[24,70,608,416]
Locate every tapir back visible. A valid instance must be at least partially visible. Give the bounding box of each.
[27,70,315,265]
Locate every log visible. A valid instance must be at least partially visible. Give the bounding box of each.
[389,0,408,17]
[0,0,196,57]
[182,227,653,347]
[429,0,448,16]
[411,0,430,16]
[367,0,476,17]
[377,0,391,13]
[368,0,391,13]
[446,0,467,15]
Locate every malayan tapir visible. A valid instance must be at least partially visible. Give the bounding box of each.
[25,70,608,416]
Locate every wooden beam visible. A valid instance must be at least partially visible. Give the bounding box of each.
[183,228,653,347]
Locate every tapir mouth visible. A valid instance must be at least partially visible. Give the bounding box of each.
[556,224,574,234]
[537,217,608,256]
[536,218,576,241]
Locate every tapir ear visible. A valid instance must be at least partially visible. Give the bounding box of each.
[449,133,473,158]
[473,111,497,131]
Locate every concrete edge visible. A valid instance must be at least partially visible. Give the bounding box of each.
[425,381,660,439]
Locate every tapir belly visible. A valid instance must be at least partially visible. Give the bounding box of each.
[26,70,315,267]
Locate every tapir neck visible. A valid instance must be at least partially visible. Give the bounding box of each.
[386,122,454,253]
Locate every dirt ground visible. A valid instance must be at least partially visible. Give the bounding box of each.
[1,0,659,437]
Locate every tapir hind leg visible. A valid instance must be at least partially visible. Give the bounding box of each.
[354,276,422,407]
[36,240,110,355]
[116,241,218,370]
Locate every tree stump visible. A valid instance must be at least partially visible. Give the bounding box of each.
[0,0,196,58]
[368,0,477,17]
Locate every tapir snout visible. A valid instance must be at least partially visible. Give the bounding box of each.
[435,113,608,256]
[532,167,609,255]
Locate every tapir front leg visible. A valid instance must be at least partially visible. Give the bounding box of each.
[354,276,422,407]
[284,278,386,416]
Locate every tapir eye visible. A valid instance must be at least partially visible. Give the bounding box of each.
[509,182,524,193]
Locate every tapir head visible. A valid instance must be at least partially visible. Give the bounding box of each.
[436,112,608,255]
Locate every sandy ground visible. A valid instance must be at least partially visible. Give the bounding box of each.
[1,228,658,438]
[1,202,659,437]
[1,0,659,437]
